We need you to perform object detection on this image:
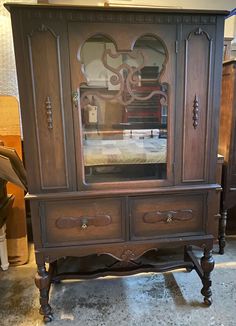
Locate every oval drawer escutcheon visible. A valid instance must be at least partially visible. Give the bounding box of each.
[143,209,193,224]
[56,215,111,229]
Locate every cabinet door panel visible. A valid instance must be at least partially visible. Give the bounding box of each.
[27,26,70,190]
[182,27,213,182]
[69,22,176,189]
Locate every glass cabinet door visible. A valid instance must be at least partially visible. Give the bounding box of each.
[72,30,171,184]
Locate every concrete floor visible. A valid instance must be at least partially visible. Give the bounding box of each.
[0,237,236,326]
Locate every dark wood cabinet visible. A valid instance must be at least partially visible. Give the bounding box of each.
[6,3,226,322]
[218,59,236,253]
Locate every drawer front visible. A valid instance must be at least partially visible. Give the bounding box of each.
[41,198,125,246]
[130,194,205,240]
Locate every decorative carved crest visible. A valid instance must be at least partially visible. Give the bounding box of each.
[120,249,136,262]
[187,27,212,41]
[80,46,168,106]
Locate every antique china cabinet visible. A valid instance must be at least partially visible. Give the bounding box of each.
[6,2,226,322]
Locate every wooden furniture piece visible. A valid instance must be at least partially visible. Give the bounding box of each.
[218,59,236,254]
[223,37,234,61]
[6,3,226,322]
[0,96,28,265]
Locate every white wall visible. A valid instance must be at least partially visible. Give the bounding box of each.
[50,0,236,10]
[0,0,37,97]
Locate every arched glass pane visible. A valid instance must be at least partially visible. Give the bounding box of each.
[79,34,169,183]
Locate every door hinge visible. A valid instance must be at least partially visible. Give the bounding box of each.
[175,40,178,53]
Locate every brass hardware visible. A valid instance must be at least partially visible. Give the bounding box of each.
[81,218,88,230]
[72,91,79,108]
[166,213,173,223]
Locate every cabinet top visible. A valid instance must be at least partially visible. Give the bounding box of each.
[4,2,229,15]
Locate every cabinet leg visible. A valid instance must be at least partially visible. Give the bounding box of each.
[200,247,214,306]
[219,209,227,254]
[35,264,53,322]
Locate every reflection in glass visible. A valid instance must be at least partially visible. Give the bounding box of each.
[79,34,168,183]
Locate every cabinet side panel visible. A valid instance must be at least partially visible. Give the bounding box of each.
[28,28,69,189]
[182,28,212,182]
[226,64,236,187]
[218,64,234,162]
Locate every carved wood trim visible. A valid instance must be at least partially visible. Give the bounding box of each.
[23,9,217,25]
[27,25,69,190]
[193,94,199,129]
[99,245,158,262]
[45,245,158,263]
[182,27,213,182]
[45,96,53,129]
[187,27,212,41]
[80,43,168,106]
[56,214,111,229]
[143,209,193,224]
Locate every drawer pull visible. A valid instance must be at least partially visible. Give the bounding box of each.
[56,214,111,229]
[143,209,193,224]
[81,218,88,230]
[166,213,173,223]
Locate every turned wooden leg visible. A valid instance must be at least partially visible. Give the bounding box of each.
[219,209,227,255]
[35,264,53,322]
[200,247,215,306]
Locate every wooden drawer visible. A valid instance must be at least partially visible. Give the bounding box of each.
[41,198,125,247]
[130,194,205,240]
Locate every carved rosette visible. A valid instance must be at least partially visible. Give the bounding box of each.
[120,249,136,262]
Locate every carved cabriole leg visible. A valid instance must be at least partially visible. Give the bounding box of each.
[35,263,53,322]
[219,209,227,254]
[200,247,215,306]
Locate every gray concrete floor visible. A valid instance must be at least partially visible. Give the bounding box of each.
[0,237,236,326]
